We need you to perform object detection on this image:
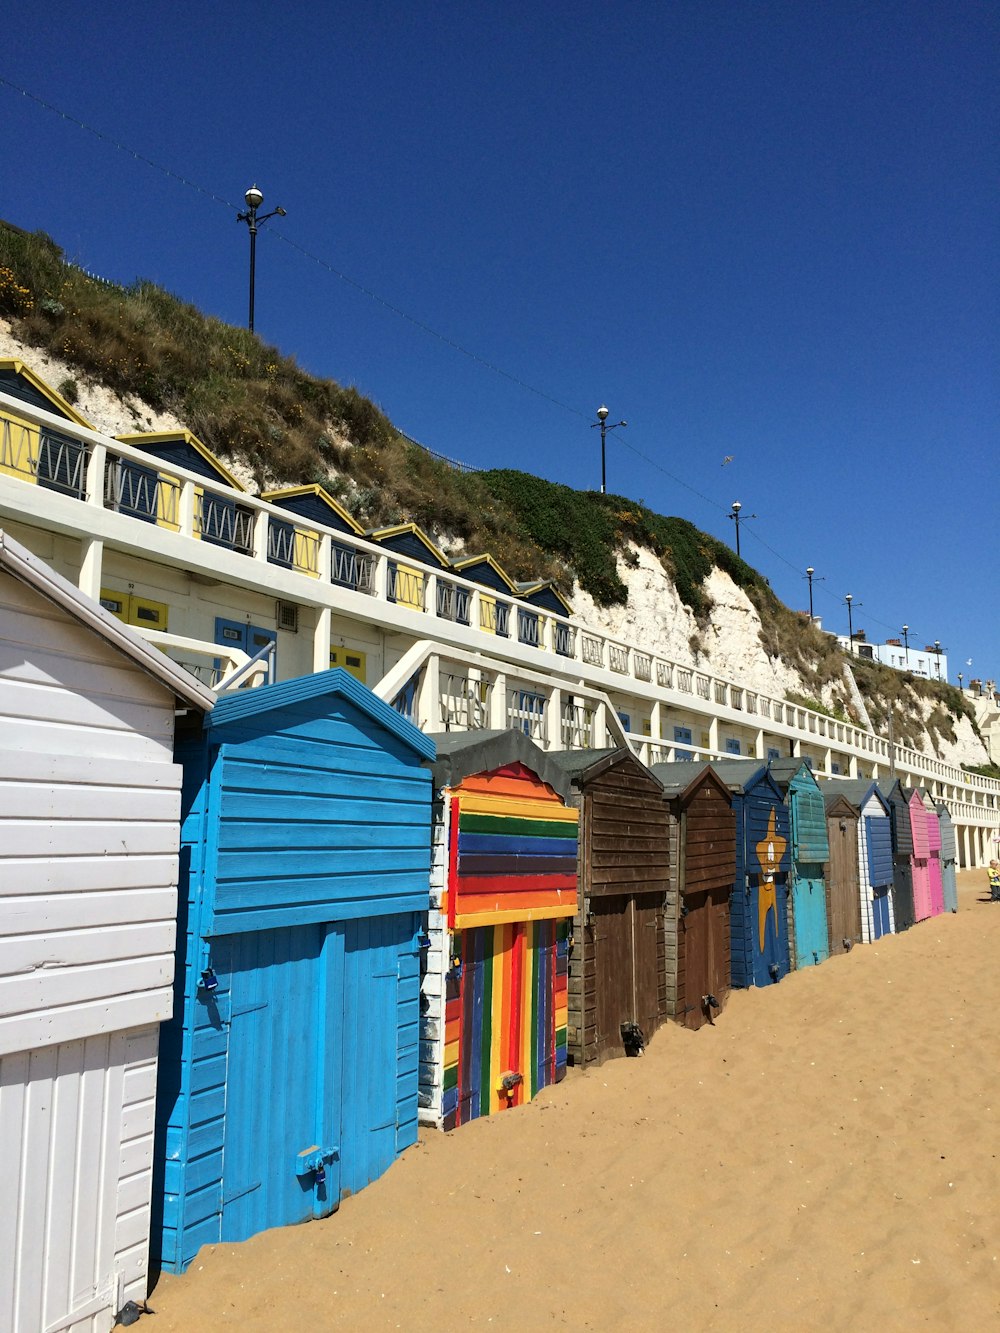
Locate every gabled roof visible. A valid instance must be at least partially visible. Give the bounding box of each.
[650,761,733,804]
[450,553,519,593]
[0,358,95,429]
[823,790,858,818]
[427,728,573,800]
[514,580,574,615]
[0,528,214,711]
[547,746,661,790]
[768,756,821,794]
[822,777,890,815]
[208,667,436,759]
[707,758,774,793]
[115,430,247,492]
[366,522,449,569]
[261,484,363,535]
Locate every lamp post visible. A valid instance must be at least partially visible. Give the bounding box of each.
[803,566,824,621]
[958,672,964,691]
[901,624,910,666]
[844,594,858,653]
[728,501,757,558]
[934,640,943,680]
[591,405,626,495]
[236,184,286,333]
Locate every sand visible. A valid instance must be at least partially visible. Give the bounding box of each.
[148,868,1000,1331]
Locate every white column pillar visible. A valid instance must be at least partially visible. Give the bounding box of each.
[253,511,268,561]
[707,716,719,755]
[318,532,332,585]
[755,728,766,760]
[420,651,441,731]
[179,479,196,538]
[594,700,608,747]
[650,700,663,741]
[547,685,562,751]
[490,671,507,729]
[425,572,438,618]
[85,442,106,507]
[79,536,103,602]
[313,607,332,674]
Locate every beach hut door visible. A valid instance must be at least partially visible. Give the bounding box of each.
[217,923,341,1241]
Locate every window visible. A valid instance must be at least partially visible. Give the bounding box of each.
[725,738,741,755]
[617,711,632,733]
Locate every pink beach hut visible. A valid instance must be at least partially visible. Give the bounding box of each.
[907,787,933,921]
[922,790,945,917]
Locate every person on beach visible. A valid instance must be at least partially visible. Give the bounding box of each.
[989,860,1000,901]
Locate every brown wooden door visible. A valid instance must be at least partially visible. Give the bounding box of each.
[825,814,862,954]
[591,892,664,1058]
[632,892,663,1044]
[591,895,631,1061]
[680,887,728,1030]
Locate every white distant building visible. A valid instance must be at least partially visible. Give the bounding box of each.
[835,631,949,682]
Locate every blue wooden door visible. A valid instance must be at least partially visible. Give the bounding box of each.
[792,873,829,967]
[215,617,277,683]
[216,924,342,1242]
[746,794,791,986]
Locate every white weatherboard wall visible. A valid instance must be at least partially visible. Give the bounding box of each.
[0,565,188,1332]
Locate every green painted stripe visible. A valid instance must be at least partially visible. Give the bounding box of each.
[459,813,578,839]
[443,1064,458,1091]
[555,1029,567,1048]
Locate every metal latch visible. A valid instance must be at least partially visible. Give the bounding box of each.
[295,1143,339,1187]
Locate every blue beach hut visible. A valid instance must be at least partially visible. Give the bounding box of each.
[936,802,959,914]
[154,670,435,1273]
[709,760,792,987]
[769,758,831,969]
[825,779,894,941]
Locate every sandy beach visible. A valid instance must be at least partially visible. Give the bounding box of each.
[148,868,1000,1331]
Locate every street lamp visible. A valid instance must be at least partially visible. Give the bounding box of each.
[803,566,825,621]
[901,624,910,666]
[728,501,757,558]
[236,184,286,333]
[958,672,964,690]
[591,405,626,495]
[934,640,943,680]
[844,594,861,653]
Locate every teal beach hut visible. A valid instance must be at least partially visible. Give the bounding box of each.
[154,670,435,1273]
[768,759,831,968]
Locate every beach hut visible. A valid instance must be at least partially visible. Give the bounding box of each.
[906,786,934,921]
[549,747,670,1064]
[768,759,831,969]
[709,761,792,988]
[155,670,434,1273]
[650,762,736,1029]
[922,790,946,917]
[936,803,959,913]
[879,780,917,933]
[0,529,214,1333]
[822,790,863,956]
[419,731,577,1130]
[825,780,895,941]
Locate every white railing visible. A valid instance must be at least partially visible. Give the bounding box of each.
[2,387,998,810]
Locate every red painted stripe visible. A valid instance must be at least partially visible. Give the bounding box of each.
[448,794,461,930]
[457,873,577,896]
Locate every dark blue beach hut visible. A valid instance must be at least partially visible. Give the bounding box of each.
[936,803,959,913]
[769,758,830,969]
[879,780,917,932]
[155,670,435,1273]
[709,760,792,988]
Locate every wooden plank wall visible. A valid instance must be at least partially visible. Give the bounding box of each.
[0,572,182,1056]
[0,1025,160,1333]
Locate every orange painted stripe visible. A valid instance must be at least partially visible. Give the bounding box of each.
[445,1016,461,1045]
[455,888,577,916]
[458,771,566,802]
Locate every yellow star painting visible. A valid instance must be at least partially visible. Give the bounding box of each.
[755,806,787,953]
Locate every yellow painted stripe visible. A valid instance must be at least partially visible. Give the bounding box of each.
[457,793,579,823]
[443,1039,459,1069]
[455,904,577,929]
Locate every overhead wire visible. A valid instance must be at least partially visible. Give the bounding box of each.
[0,73,944,654]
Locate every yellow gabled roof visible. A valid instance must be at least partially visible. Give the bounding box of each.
[366,521,449,567]
[261,484,363,535]
[0,359,95,430]
[450,552,519,593]
[516,579,574,614]
[114,430,247,493]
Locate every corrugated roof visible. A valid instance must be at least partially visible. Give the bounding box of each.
[427,728,573,799]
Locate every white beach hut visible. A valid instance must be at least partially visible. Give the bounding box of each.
[0,529,213,1333]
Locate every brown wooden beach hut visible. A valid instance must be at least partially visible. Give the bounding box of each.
[549,748,670,1065]
[823,789,863,956]
[651,762,736,1030]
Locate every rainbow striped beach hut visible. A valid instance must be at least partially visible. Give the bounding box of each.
[419,731,577,1131]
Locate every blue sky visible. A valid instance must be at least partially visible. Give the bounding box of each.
[4,2,997,684]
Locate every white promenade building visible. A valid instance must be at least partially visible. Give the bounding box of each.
[1,362,997,869]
